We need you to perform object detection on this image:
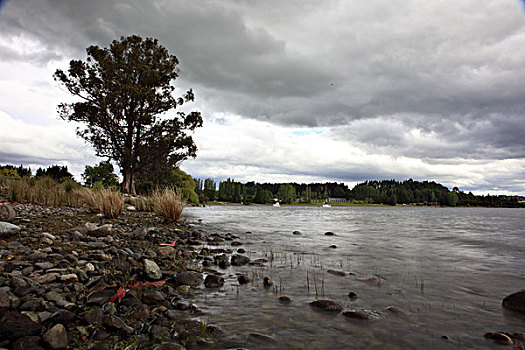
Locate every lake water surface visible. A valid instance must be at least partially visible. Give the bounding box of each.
[183,206,525,349]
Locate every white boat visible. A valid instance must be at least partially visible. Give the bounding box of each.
[273,202,280,207]
[322,203,331,208]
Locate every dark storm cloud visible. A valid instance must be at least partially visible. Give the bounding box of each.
[2,0,525,185]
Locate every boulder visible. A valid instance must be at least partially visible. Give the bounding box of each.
[309,299,343,312]
[502,290,525,312]
[173,271,202,287]
[0,204,16,222]
[204,274,224,288]
[0,221,21,236]
[231,254,250,266]
[43,324,69,349]
[90,224,113,237]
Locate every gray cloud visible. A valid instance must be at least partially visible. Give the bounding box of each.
[1,0,525,193]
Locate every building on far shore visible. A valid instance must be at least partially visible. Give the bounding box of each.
[327,197,347,203]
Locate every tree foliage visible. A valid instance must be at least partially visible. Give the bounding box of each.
[82,161,119,188]
[54,35,202,194]
[35,165,73,182]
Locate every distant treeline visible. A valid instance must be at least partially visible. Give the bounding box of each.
[0,164,73,181]
[194,178,525,207]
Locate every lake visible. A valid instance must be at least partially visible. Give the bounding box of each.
[183,206,525,349]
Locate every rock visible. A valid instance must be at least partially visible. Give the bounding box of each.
[484,332,514,345]
[144,259,162,280]
[34,272,59,284]
[279,296,293,303]
[342,309,382,320]
[263,276,273,287]
[129,304,150,322]
[0,204,16,222]
[43,324,69,349]
[347,291,358,299]
[502,290,525,312]
[329,245,337,249]
[90,224,113,237]
[231,254,250,266]
[309,299,343,312]
[327,269,345,276]
[87,343,111,350]
[0,221,21,235]
[204,274,224,288]
[237,248,246,253]
[158,246,175,257]
[248,332,277,343]
[49,309,77,324]
[35,261,54,270]
[292,231,301,235]
[60,274,79,283]
[231,241,242,246]
[0,310,42,340]
[153,343,187,350]
[103,315,134,336]
[142,289,165,304]
[126,205,136,211]
[173,271,202,287]
[86,289,115,306]
[324,231,335,236]
[176,285,191,295]
[237,275,251,285]
[0,288,10,308]
[385,306,408,315]
[83,307,103,323]
[12,335,44,350]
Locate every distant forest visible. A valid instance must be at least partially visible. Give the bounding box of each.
[195,178,525,208]
[1,164,523,207]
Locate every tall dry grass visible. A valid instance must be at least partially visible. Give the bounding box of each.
[0,176,82,206]
[152,188,184,223]
[74,188,123,218]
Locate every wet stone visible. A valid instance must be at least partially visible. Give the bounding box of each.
[324,231,335,236]
[279,296,293,303]
[327,269,345,276]
[342,309,382,320]
[347,291,358,299]
[502,290,525,313]
[237,275,251,285]
[292,231,301,235]
[309,299,343,312]
[231,254,250,266]
[204,274,224,288]
[173,271,202,287]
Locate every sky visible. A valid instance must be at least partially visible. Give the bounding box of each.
[1,0,525,195]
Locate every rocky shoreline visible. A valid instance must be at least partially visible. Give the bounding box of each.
[1,201,525,349]
[0,201,250,349]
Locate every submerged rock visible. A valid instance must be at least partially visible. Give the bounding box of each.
[327,269,345,276]
[342,309,382,320]
[502,290,525,312]
[324,231,335,236]
[309,299,343,312]
[263,276,273,287]
[347,291,358,299]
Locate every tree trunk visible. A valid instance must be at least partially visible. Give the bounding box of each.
[121,169,136,195]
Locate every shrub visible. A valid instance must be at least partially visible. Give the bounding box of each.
[152,188,184,223]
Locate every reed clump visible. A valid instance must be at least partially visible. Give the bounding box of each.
[74,188,123,218]
[152,188,184,223]
[0,176,82,206]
